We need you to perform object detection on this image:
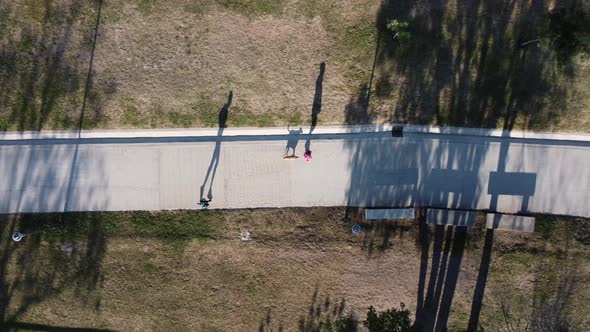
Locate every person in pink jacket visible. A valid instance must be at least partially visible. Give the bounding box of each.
[304,149,312,162]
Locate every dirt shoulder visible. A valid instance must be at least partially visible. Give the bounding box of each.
[1,208,589,331]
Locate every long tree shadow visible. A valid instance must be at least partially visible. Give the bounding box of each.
[414,224,467,331]
[0,0,110,325]
[0,212,109,323]
[361,216,415,257]
[200,91,232,200]
[341,1,584,330]
[257,288,355,332]
[466,228,494,331]
[2,0,107,215]
[465,124,532,330]
[0,0,113,131]
[528,241,584,331]
[415,208,430,328]
[344,84,373,125]
[297,290,350,332]
[486,221,588,331]
[62,0,103,219]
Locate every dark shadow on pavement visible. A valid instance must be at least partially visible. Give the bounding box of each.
[200,91,232,200]
[62,0,104,240]
[285,125,303,158]
[0,1,109,324]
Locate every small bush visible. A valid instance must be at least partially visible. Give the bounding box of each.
[364,303,413,332]
[333,315,358,332]
[386,20,411,43]
[548,7,590,60]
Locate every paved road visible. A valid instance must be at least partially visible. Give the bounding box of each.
[1,127,589,217]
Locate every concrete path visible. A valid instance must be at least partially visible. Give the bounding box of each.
[0,126,589,217]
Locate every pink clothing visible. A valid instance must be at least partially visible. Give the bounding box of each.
[304,149,312,161]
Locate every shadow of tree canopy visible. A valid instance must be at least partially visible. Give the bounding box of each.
[0,0,114,131]
[475,217,590,331]
[368,0,586,130]
[528,254,584,331]
[0,213,108,323]
[548,3,590,63]
[361,219,415,257]
[297,289,350,332]
[257,289,355,332]
[527,221,589,331]
[0,2,110,321]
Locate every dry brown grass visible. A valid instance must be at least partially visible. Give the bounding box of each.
[1,0,589,131]
[93,0,383,129]
[3,208,589,331]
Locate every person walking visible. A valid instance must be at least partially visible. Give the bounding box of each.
[199,198,211,209]
[304,149,312,162]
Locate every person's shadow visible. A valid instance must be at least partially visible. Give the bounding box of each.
[305,62,325,151]
[285,125,303,158]
[200,91,232,200]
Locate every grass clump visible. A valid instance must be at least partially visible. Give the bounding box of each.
[286,111,303,126]
[4,210,222,244]
[196,97,277,127]
[342,23,377,61]
[184,1,213,15]
[137,0,158,16]
[122,99,145,127]
[230,107,275,127]
[534,215,559,241]
[194,95,220,127]
[168,111,196,128]
[130,210,221,242]
[295,0,337,22]
[216,0,283,17]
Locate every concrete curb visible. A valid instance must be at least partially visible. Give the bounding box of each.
[0,123,588,142]
[403,125,590,142]
[0,124,394,140]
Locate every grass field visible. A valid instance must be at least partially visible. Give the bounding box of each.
[1,208,589,331]
[0,0,589,131]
